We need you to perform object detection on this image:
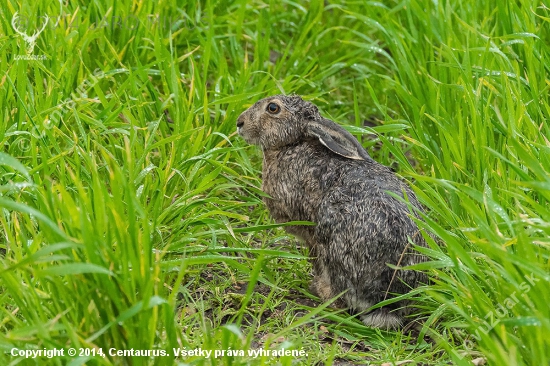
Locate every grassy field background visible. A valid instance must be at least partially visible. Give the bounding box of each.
[1,0,549,365]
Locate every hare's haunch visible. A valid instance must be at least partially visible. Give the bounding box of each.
[237,95,428,329]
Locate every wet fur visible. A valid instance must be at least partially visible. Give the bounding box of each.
[237,95,428,329]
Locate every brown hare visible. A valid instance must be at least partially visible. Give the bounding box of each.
[237,95,428,329]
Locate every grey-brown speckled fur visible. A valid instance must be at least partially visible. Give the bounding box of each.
[237,95,428,329]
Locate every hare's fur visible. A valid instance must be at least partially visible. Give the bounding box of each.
[237,95,427,329]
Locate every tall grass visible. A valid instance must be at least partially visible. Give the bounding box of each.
[0,0,548,365]
[348,1,550,364]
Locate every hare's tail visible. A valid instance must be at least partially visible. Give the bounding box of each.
[361,309,402,330]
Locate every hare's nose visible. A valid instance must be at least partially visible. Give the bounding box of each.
[236,118,244,128]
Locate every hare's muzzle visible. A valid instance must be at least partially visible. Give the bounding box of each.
[236,116,245,135]
[236,110,259,145]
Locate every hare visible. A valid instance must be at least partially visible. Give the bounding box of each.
[236,95,428,329]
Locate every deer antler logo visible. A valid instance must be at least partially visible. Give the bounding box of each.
[11,13,50,54]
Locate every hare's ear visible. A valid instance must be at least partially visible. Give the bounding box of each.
[307,120,370,161]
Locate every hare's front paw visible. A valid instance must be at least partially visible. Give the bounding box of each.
[309,272,346,309]
[309,273,333,302]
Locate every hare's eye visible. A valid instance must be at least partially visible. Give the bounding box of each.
[266,103,280,114]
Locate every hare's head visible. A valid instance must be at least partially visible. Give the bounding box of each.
[236,95,318,149]
[237,95,371,161]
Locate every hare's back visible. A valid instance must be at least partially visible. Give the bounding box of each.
[316,180,421,248]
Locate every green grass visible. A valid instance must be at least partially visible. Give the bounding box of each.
[1,0,549,365]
